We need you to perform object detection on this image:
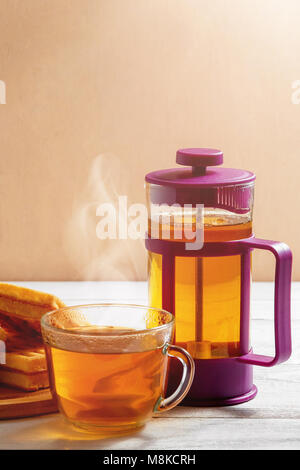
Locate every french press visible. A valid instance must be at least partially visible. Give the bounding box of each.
[145,148,292,406]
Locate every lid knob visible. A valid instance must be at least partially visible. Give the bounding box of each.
[176,148,223,175]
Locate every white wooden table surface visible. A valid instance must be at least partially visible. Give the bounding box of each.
[0,281,299,450]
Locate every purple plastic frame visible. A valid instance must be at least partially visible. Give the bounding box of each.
[146,235,292,404]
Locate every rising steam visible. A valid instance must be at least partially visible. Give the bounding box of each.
[64,154,146,281]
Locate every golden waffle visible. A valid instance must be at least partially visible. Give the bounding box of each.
[0,283,65,392]
[0,283,66,348]
[0,283,65,326]
[2,348,47,373]
[0,369,49,391]
[0,348,49,391]
[0,313,41,350]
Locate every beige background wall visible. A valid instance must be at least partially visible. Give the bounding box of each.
[0,0,299,281]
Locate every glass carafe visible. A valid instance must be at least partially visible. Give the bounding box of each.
[145,148,292,406]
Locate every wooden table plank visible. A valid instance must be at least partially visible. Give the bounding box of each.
[0,413,299,450]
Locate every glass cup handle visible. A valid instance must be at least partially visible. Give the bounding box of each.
[154,344,195,413]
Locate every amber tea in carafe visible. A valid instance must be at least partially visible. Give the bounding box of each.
[148,210,253,359]
[145,148,292,406]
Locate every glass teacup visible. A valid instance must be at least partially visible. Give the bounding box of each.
[41,304,194,434]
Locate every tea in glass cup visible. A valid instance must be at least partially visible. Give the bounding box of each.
[41,304,194,434]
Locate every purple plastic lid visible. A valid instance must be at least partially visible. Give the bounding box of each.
[146,148,255,188]
[145,148,256,213]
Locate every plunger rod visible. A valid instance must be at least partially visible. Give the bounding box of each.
[195,257,203,341]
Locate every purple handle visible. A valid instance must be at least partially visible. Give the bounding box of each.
[237,238,292,367]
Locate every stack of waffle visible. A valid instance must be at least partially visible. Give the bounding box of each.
[0,283,65,392]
